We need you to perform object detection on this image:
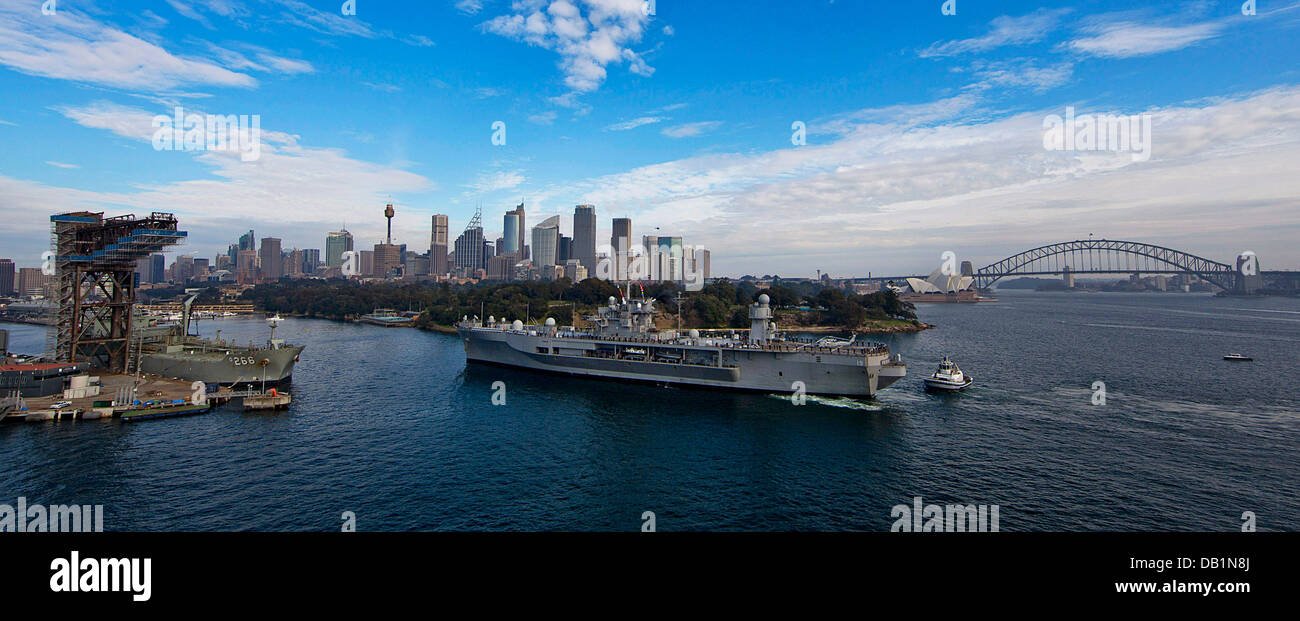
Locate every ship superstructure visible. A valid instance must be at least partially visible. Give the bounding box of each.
[134,295,303,386]
[457,292,905,397]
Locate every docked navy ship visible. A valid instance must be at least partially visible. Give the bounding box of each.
[457,292,906,397]
[134,297,303,386]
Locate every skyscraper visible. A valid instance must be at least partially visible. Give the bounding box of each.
[238,230,256,252]
[558,235,572,263]
[302,248,321,274]
[236,250,258,283]
[453,207,486,274]
[259,238,283,280]
[532,216,561,273]
[151,254,165,284]
[326,230,354,267]
[503,203,526,256]
[0,259,14,295]
[430,215,449,276]
[642,235,660,281]
[611,217,631,281]
[573,204,596,274]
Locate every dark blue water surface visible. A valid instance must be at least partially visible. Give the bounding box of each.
[2,291,1297,531]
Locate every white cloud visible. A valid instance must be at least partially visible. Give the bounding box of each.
[920,9,1072,58]
[529,110,559,125]
[522,87,1300,276]
[0,102,434,264]
[0,4,256,91]
[1064,21,1222,58]
[468,170,527,193]
[482,0,654,99]
[456,0,487,15]
[661,121,721,138]
[45,161,80,169]
[605,116,662,131]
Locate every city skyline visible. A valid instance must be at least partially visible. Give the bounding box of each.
[1,2,1299,276]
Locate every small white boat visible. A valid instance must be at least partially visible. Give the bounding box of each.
[923,356,973,392]
[1223,353,1253,361]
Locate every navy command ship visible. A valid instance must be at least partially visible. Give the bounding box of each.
[457,291,906,397]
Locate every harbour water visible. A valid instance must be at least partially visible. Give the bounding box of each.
[2,290,1297,531]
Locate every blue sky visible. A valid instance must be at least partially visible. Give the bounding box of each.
[2,0,1299,276]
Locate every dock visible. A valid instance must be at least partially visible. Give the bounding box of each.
[2,373,207,423]
[120,403,211,422]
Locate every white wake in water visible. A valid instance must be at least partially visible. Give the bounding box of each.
[767,394,885,411]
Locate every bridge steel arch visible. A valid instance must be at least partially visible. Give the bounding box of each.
[974,239,1238,290]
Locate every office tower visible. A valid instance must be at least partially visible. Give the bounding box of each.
[430,215,449,276]
[236,250,258,282]
[611,217,631,281]
[326,230,354,267]
[453,207,486,274]
[0,259,14,295]
[259,238,283,280]
[572,204,596,274]
[697,248,711,280]
[151,254,164,283]
[373,243,402,278]
[215,254,233,272]
[564,259,587,282]
[406,254,430,277]
[192,257,210,280]
[17,268,46,296]
[558,235,572,263]
[532,216,560,273]
[359,250,374,277]
[286,250,303,276]
[487,254,514,281]
[302,249,321,273]
[238,230,256,252]
[642,235,659,281]
[226,243,239,263]
[503,203,526,256]
[657,236,683,282]
[134,257,150,285]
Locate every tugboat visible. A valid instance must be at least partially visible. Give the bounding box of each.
[922,356,973,392]
[1222,353,1253,361]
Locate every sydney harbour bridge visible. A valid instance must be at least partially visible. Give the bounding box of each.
[878,239,1296,294]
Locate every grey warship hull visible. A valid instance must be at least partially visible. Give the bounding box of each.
[458,329,905,397]
[140,344,303,385]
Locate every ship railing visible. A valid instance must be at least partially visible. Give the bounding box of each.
[526,330,890,356]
